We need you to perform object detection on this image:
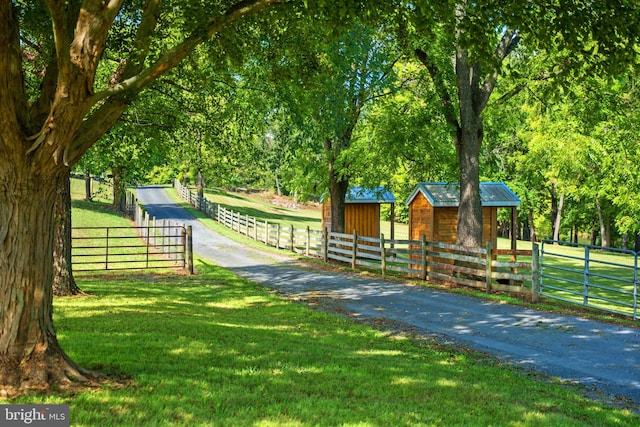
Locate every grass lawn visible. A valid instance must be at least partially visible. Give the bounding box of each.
[3,260,636,426]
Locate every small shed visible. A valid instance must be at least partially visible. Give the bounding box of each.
[405,182,520,248]
[322,186,397,239]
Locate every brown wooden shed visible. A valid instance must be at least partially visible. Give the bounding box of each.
[405,182,520,248]
[322,186,397,239]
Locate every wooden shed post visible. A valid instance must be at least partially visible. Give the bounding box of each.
[421,235,427,281]
[485,240,493,293]
[390,203,395,242]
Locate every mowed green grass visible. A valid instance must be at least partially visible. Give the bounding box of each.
[7,261,637,426]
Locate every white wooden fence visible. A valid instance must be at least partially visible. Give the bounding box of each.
[173,180,538,299]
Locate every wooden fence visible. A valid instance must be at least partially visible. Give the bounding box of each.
[173,180,538,299]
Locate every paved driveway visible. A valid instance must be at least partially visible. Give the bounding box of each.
[136,186,640,409]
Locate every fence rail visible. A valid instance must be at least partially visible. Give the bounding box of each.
[72,190,194,273]
[541,240,638,320]
[173,180,537,298]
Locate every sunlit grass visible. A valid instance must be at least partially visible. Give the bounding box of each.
[6,261,634,425]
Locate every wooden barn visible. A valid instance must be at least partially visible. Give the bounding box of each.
[322,186,397,239]
[405,182,520,248]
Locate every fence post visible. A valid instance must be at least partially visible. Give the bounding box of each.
[323,227,329,263]
[145,222,150,269]
[253,218,258,241]
[531,243,540,303]
[161,219,166,253]
[485,240,493,293]
[352,230,357,270]
[380,233,386,276]
[290,225,294,252]
[584,246,590,306]
[264,221,269,245]
[421,235,427,281]
[186,225,194,275]
[245,214,250,236]
[306,226,310,256]
[276,223,281,249]
[152,216,157,247]
[105,228,110,270]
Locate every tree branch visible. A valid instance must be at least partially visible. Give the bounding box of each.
[0,2,29,142]
[88,0,284,105]
[44,0,72,83]
[477,29,520,112]
[414,48,459,130]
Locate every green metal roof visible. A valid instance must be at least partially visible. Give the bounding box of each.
[405,182,520,208]
[345,186,396,204]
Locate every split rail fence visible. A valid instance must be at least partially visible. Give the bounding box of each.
[174,180,538,299]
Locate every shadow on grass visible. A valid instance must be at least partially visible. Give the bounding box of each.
[45,262,638,426]
[220,205,319,226]
[72,199,121,216]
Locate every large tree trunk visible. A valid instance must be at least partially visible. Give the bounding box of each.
[0,166,92,395]
[455,126,483,247]
[454,46,484,247]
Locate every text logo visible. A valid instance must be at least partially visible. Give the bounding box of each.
[1,405,69,426]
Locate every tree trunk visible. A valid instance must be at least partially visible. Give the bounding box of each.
[0,166,92,395]
[552,192,564,242]
[53,168,83,297]
[595,195,610,247]
[528,210,537,242]
[327,162,349,234]
[550,183,558,240]
[84,170,92,201]
[455,126,483,247]
[111,165,126,213]
[196,169,205,200]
